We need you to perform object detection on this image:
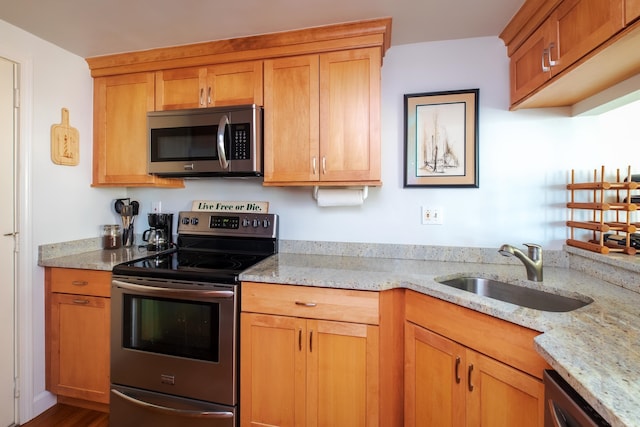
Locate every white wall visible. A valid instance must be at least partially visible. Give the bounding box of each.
[0,19,121,421]
[129,36,640,250]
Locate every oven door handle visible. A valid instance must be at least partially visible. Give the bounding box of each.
[111,389,234,419]
[113,280,234,299]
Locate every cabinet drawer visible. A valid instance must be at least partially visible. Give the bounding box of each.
[241,282,379,325]
[49,268,111,297]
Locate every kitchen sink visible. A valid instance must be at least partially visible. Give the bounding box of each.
[436,276,592,312]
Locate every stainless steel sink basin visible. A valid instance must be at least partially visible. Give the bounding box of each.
[437,276,592,312]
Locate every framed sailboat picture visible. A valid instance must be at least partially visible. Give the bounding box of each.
[403,89,479,188]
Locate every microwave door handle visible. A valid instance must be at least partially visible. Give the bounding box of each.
[111,389,234,419]
[217,114,230,170]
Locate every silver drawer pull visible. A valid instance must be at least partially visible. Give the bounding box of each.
[71,280,89,286]
[295,301,317,307]
[72,299,90,305]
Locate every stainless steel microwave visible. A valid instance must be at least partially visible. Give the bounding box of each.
[147,104,263,178]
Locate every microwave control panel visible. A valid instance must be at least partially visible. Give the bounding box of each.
[230,123,250,160]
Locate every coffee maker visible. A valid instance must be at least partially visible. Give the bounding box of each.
[143,213,173,251]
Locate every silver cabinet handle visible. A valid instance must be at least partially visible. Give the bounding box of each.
[548,42,557,67]
[207,87,212,105]
[199,88,204,106]
[322,156,326,175]
[542,48,550,72]
[111,389,234,419]
[295,301,317,307]
[312,157,317,175]
[72,299,90,305]
[217,114,230,170]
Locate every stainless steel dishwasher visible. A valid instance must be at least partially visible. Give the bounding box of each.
[544,370,611,427]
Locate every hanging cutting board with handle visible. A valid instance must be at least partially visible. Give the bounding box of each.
[51,107,79,166]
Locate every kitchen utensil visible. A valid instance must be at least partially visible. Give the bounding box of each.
[50,108,79,166]
[120,204,135,247]
[114,198,130,215]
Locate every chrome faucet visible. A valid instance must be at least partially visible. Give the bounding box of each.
[499,243,543,282]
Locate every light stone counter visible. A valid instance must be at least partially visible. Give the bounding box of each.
[38,237,640,426]
[240,247,640,427]
[38,237,159,271]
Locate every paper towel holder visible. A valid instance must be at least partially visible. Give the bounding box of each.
[312,185,369,201]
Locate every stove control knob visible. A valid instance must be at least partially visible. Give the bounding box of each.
[181,217,190,225]
[242,218,251,227]
[191,218,199,225]
[252,219,259,228]
[263,219,270,228]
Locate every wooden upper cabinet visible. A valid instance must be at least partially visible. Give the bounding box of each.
[627,0,640,24]
[501,0,640,109]
[508,0,624,106]
[92,73,183,187]
[155,61,263,110]
[320,49,381,184]
[264,55,320,183]
[550,0,624,75]
[509,20,554,106]
[263,48,382,186]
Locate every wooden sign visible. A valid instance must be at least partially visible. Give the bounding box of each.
[51,108,79,166]
[191,200,269,213]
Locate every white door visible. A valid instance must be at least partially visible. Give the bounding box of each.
[0,56,18,427]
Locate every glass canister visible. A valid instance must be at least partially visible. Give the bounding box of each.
[102,224,122,249]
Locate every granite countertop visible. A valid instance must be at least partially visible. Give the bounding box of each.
[38,237,158,271]
[240,252,640,427]
[38,237,639,426]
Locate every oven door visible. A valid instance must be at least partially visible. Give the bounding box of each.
[111,277,238,405]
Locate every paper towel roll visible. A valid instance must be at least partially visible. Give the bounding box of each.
[316,188,365,207]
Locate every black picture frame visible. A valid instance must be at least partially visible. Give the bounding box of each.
[403,89,479,188]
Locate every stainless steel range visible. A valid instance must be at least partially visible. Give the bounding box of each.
[110,211,278,427]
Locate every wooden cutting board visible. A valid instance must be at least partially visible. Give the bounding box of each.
[51,107,79,166]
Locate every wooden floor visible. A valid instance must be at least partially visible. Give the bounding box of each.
[19,404,108,427]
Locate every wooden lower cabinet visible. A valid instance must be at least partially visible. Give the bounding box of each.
[240,282,379,426]
[45,268,111,408]
[404,291,547,427]
[405,323,544,427]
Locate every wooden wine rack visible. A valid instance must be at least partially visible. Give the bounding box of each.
[567,166,638,255]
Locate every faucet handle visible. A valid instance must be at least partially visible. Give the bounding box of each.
[523,243,542,261]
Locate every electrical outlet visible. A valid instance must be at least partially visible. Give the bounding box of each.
[422,206,443,225]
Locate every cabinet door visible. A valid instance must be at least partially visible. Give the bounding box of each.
[263,55,320,183]
[155,67,205,110]
[156,62,263,110]
[206,61,263,107]
[404,322,465,427]
[319,48,381,183]
[627,0,640,24]
[308,320,379,427]
[240,313,306,427]
[509,20,554,105]
[551,0,624,75]
[48,293,110,403]
[466,351,544,427]
[93,73,182,187]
